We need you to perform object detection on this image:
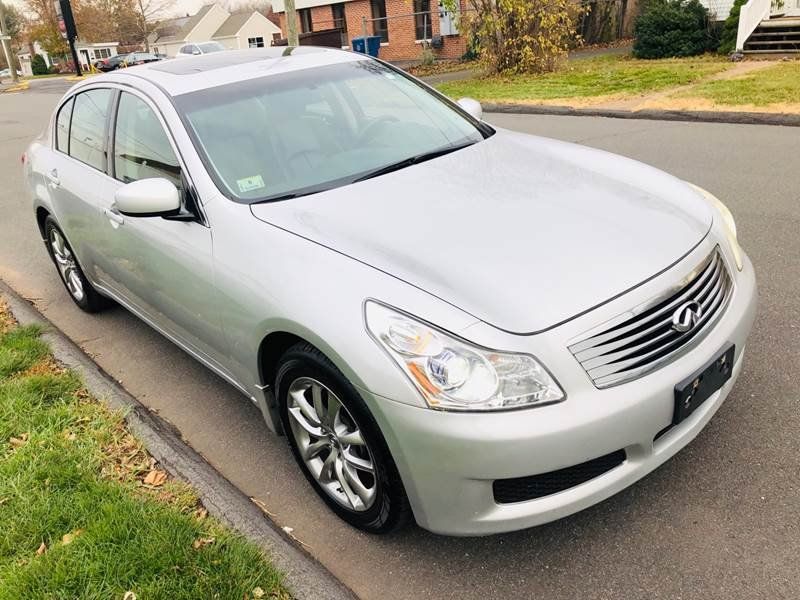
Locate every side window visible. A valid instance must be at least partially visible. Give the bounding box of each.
[55,97,74,153]
[113,92,182,189]
[69,89,112,171]
[179,45,189,54]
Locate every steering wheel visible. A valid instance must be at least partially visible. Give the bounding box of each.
[286,148,328,171]
[357,115,400,143]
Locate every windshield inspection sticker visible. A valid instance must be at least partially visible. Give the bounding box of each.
[237,175,265,193]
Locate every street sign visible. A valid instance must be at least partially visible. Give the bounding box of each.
[0,35,10,41]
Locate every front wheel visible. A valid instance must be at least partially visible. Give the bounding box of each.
[276,343,411,533]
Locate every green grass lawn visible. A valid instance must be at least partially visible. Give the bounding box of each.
[677,61,800,106]
[436,55,731,103]
[0,306,287,600]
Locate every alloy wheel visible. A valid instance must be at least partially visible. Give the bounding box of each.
[49,228,85,302]
[286,377,377,512]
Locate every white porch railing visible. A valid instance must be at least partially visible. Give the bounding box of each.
[736,0,772,50]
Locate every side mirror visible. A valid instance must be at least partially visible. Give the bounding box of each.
[115,178,181,217]
[457,97,483,121]
[192,49,201,55]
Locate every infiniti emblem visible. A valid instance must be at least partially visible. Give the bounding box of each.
[672,300,703,333]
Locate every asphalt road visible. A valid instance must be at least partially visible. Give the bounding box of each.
[1,78,798,600]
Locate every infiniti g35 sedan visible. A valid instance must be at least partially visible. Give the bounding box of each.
[23,47,757,536]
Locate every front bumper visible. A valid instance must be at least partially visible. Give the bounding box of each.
[368,251,757,536]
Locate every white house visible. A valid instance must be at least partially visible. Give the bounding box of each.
[704,0,800,54]
[17,42,51,77]
[76,42,119,70]
[148,3,281,57]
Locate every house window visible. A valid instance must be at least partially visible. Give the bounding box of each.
[331,3,347,33]
[248,36,265,47]
[370,0,388,42]
[93,48,111,59]
[299,8,313,33]
[414,0,432,40]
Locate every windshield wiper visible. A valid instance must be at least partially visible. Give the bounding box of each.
[351,141,478,183]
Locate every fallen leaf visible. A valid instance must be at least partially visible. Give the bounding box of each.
[250,497,276,517]
[63,430,77,441]
[9,433,29,448]
[0,497,8,505]
[61,529,83,545]
[123,592,137,600]
[193,507,208,521]
[252,587,265,598]
[143,470,167,487]
[35,542,47,556]
[281,526,294,534]
[192,537,215,549]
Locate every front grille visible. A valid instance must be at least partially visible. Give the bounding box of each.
[493,450,626,504]
[569,249,733,388]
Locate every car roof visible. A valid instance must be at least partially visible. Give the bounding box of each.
[93,47,365,97]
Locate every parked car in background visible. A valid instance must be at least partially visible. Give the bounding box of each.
[0,68,23,79]
[175,41,226,57]
[122,52,163,66]
[94,54,130,72]
[23,48,756,537]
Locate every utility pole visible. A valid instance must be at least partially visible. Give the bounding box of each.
[0,1,18,83]
[55,0,81,77]
[284,0,299,46]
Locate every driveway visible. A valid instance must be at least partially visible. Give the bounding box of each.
[1,86,798,599]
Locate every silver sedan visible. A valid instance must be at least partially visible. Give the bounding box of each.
[23,47,756,536]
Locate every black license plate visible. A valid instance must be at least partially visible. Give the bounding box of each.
[673,344,735,425]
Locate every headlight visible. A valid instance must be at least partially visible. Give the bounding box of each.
[688,183,743,271]
[364,301,565,411]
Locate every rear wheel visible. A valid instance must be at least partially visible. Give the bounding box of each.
[276,343,411,533]
[44,217,111,313]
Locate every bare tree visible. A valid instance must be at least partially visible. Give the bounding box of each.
[136,0,176,50]
[224,0,271,14]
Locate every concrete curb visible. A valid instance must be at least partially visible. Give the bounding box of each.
[0,280,356,600]
[483,103,800,127]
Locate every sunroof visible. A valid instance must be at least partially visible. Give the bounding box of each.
[148,47,331,75]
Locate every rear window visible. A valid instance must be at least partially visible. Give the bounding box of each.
[55,97,73,153]
[69,89,113,172]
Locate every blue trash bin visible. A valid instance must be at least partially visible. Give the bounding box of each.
[365,36,382,57]
[351,37,367,54]
[351,36,381,58]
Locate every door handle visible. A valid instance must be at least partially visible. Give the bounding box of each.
[46,169,60,187]
[104,207,124,226]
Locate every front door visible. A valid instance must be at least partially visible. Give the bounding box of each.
[97,90,232,377]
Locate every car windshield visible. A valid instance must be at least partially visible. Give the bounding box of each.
[199,42,225,53]
[175,60,488,203]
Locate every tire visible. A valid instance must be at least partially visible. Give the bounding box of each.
[276,342,411,534]
[44,217,112,313]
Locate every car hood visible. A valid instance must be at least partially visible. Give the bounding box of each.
[250,128,712,334]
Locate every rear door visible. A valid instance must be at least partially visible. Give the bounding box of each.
[47,87,118,279]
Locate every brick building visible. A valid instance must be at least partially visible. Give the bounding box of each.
[270,0,468,61]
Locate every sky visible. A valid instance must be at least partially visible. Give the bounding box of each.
[6,0,214,21]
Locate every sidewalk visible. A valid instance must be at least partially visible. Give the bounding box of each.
[436,55,800,126]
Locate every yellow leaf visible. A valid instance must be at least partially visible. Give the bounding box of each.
[143,470,167,487]
[35,542,47,556]
[61,529,83,545]
[123,592,137,600]
[9,433,29,448]
[252,587,265,598]
[192,537,215,549]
